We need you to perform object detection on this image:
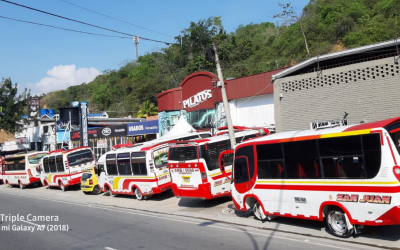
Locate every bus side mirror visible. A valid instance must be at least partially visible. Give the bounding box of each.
[219,149,233,180]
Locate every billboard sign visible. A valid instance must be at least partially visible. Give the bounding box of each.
[127,120,158,136]
[28,97,40,118]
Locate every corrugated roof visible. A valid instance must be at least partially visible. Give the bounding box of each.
[272,39,400,81]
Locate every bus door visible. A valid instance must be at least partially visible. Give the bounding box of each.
[152,147,171,187]
[233,145,256,194]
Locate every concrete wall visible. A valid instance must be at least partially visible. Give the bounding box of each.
[274,57,400,132]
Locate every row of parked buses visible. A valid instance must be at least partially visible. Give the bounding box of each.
[2,117,400,238]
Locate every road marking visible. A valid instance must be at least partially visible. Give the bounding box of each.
[104,247,117,250]
[0,191,355,250]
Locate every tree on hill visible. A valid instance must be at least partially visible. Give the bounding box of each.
[0,78,30,134]
[137,100,158,118]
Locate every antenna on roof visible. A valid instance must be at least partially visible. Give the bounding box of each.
[395,15,399,64]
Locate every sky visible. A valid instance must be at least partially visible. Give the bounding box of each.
[0,0,310,95]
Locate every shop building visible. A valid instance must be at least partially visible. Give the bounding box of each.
[272,39,400,133]
[156,70,283,135]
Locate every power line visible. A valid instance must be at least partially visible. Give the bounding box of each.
[0,15,131,39]
[59,0,174,38]
[0,0,174,45]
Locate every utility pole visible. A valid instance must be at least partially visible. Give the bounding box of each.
[213,43,236,149]
[54,116,57,150]
[133,36,139,62]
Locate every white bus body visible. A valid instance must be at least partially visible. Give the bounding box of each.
[0,156,4,184]
[220,117,400,237]
[169,130,267,200]
[2,152,48,188]
[40,147,96,192]
[99,132,211,200]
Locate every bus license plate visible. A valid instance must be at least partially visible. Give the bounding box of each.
[183,177,190,183]
[179,168,195,173]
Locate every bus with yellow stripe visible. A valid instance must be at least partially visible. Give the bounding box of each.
[100,132,211,200]
[219,117,400,238]
[39,147,95,192]
[169,129,268,200]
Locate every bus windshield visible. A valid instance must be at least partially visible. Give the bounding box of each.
[169,146,198,162]
[28,153,48,164]
[68,149,94,167]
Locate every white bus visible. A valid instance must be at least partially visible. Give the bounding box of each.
[40,147,96,192]
[99,132,211,200]
[2,152,48,188]
[169,129,268,200]
[219,117,400,237]
[0,156,4,184]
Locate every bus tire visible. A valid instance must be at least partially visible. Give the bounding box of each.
[60,182,66,192]
[253,201,267,221]
[135,188,143,200]
[19,181,24,189]
[93,185,101,195]
[326,209,354,238]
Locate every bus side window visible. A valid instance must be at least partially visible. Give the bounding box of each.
[319,135,364,179]
[362,133,381,178]
[283,140,319,179]
[106,154,118,175]
[256,143,285,179]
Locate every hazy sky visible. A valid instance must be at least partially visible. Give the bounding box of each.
[0,0,310,94]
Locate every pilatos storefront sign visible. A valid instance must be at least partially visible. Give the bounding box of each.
[183,89,212,109]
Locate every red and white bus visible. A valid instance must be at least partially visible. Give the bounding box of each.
[0,156,4,184]
[99,132,212,200]
[2,152,48,188]
[40,147,96,192]
[169,129,268,200]
[219,117,400,237]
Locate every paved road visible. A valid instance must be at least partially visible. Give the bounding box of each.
[0,190,382,250]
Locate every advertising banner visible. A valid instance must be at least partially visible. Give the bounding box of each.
[88,124,127,139]
[127,120,158,136]
[28,97,40,118]
[97,139,107,148]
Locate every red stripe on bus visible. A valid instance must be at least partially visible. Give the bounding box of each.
[254,184,400,193]
[121,178,157,189]
[390,127,400,133]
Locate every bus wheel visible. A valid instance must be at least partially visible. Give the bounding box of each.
[135,188,143,200]
[326,209,354,238]
[60,182,66,192]
[253,201,267,221]
[93,185,101,195]
[19,182,24,189]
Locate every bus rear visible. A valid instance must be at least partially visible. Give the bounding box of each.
[169,140,233,200]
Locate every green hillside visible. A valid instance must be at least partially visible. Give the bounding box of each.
[40,0,400,117]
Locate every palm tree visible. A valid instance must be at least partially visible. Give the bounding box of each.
[137,100,158,118]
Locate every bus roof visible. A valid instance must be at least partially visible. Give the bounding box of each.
[170,129,262,146]
[239,116,400,147]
